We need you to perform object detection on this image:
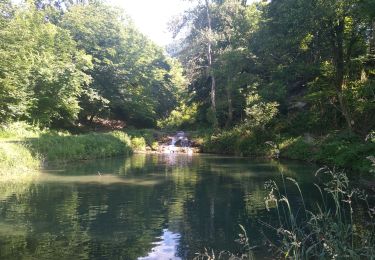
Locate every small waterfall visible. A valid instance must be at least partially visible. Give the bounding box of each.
[166,131,192,154]
[171,131,187,146]
[170,136,177,146]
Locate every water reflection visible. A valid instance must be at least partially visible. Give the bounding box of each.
[138,229,181,260]
[0,154,320,259]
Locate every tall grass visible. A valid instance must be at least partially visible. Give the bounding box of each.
[0,122,42,140]
[194,224,255,260]
[196,167,374,259]
[28,131,132,163]
[0,142,40,178]
[0,142,39,203]
[263,167,375,259]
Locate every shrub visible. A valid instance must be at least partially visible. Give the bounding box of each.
[131,137,146,151]
[244,93,279,130]
[157,103,198,129]
[202,126,273,157]
[279,137,315,161]
[315,132,375,173]
[151,141,159,150]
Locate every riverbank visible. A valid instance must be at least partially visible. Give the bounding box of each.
[29,131,132,163]
[85,127,375,175]
[199,127,375,174]
[1,122,374,177]
[0,142,40,179]
[0,124,134,176]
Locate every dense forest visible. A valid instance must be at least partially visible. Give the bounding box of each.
[1,0,374,131]
[0,0,374,172]
[0,0,185,128]
[0,1,375,259]
[167,0,375,133]
[164,0,375,172]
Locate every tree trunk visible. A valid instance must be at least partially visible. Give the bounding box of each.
[332,19,352,131]
[370,20,375,56]
[205,0,218,128]
[225,82,233,127]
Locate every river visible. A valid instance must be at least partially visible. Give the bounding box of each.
[0,153,356,259]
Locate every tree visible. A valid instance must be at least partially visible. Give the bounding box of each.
[248,0,375,133]
[61,2,184,127]
[0,2,91,126]
[171,0,261,128]
[205,0,218,128]
[171,0,220,127]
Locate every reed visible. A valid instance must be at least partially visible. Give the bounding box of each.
[262,167,375,259]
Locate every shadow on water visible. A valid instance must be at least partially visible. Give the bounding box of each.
[0,153,334,259]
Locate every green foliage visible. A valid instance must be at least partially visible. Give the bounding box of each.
[0,122,134,174]
[203,125,273,157]
[264,168,375,258]
[315,132,375,173]
[244,92,279,129]
[0,1,185,129]
[200,127,375,174]
[278,132,375,173]
[173,0,259,127]
[61,2,185,127]
[0,3,91,126]
[0,142,40,177]
[0,122,42,140]
[151,141,159,151]
[157,103,198,129]
[279,137,315,161]
[203,127,240,155]
[126,129,158,147]
[28,131,132,163]
[174,0,374,140]
[130,137,146,151]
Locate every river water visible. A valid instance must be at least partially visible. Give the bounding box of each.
[0,154,332,259]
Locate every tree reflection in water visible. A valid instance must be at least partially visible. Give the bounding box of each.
[0,154,320,259]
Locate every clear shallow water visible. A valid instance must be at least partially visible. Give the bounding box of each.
[0,154,322,259]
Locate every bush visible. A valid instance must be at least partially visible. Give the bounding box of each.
[315,132,375,173]
[126,128,161,149]
[278,132,375,173]
[157,103,198,129]
[131,137,146,151]
[244,92,279,130]
[279,136,315,161]
[202,126,273,157]
[202,127,375,174]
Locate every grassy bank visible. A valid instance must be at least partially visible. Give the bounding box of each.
[0,141,40,202]
[200,127,375,174]
[279,132,375,173]
[0,123,134,175]
[0,142,40,178]
[28,131,132,163]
